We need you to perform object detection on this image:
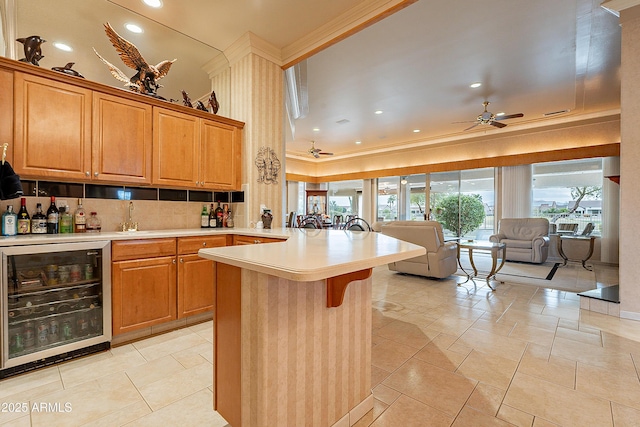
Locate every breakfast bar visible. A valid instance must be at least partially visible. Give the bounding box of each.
[199,228,424,427]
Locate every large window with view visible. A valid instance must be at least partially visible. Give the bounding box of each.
[532,159,603,235]
[327,180,362,222]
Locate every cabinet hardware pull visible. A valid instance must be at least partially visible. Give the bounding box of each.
[94,172,99,177]
[203,242,207,246]
[180,258,184,263]
[172,259,176,264]
[85,171,90,176]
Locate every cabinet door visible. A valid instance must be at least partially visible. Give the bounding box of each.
[92,93,152,184]
[177,254,215,318]
[200,119,242,190]
[152,107,199,188]
[14,72,92,180]
[233,235,286,245]
[0,68,13,165]
[112,256,177,335]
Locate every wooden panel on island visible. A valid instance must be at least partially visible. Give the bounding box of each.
[214,263,373,427]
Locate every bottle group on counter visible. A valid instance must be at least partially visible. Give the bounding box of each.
[201,202,234,228]
[0,197,99,236]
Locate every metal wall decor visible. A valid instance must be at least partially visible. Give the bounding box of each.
[255,147,280,185]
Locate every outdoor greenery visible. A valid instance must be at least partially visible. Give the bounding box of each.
[435,194,486,237]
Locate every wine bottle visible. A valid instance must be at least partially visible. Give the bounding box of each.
[222,204,229,227]
[17,198,30,235]
[74,198,86,233]
[215,202,223,228]
[209,203,217,228]
[31,203,47,234]
[201,204,209,228]
[46,196,59,234]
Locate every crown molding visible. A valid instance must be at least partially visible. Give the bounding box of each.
[202,52,231,78]
[601,0,640,16]
[224,32,282,67]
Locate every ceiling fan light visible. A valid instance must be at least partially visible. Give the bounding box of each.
[470,82,482,88]
[142,0,163,8]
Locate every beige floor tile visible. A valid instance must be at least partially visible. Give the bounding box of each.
[370,395,453,427]
[169,342,213,369]
[133,330,210,362]
[532,418,561,427]
[611,402,640,427]
[352,398,389,427]
[551,336,637,372]
[517,345,576,389]
[575,362,640,411]
[125,355,186,389]
[371,339,418,372]
[371,365,391,388]
[452,406,514,426]
[383,358,476,417]
[503,372,613,426]
[425,314,476,336]
[555,326,602,347]
[497,404,534,427]
[0,415,30,426]
[413,337,470,371]
[82,400,151,426]
[371,384,401,406]
[557,318,579,330]
[456,350,519,390]
[374,319,435,349]
[508,323,556,347]
[0,366,61,400]
[453,328,528,362]
[466,383,506,417]
[500,308,559,331]
[30,371,144,427]
[471,318,515,337]
[126,388,228,427]
[136,362,213,410]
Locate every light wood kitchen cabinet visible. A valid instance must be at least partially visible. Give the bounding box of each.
[13,72,92,180]
[176,235,229,318]
[153,107,242,190]
[233,235,286,245]
[92,92,152,184]
[111,239,177,335]
[0,68,13,164]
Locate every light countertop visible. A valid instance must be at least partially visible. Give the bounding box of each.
[198,228,425,281]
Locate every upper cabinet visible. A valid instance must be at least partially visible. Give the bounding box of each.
[14,73,92,180]
[153,107,242,190]
[4,58,243,189]
[92,93,152,185]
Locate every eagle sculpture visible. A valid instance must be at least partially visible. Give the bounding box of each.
[94,22,176,97]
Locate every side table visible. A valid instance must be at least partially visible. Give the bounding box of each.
[457,240,506,291]
[557,235,596,270]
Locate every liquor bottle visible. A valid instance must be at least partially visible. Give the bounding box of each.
[201,204,209,228]
[222,204,229,227]
[46,196,59,234]
[59,206,73,233]
[74,198,86,233]
[226,209,234,228]
[31,203,47,234]
[86,212,102,232]
[2,205,17,236]
[209,203,217,228]
[17,198,30,235]
[215,202,223,228]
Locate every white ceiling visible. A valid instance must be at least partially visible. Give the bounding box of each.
[16,0,622,161]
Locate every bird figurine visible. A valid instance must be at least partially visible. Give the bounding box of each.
[195,100,208,111]
[51,62,85,78]
[16,35,46,66]
[93,22,176,97]
[181,90,193,108]
[207,90,220,114]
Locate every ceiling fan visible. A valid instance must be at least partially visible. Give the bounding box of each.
[308,141,333,158]
[460,101,524,131]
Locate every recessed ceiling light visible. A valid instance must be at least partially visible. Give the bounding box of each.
[142,0,163,7]
[312,128,320,132]
[53,42,72,52]
[374,110,383,115]
[470,82,482,88]
[125,23,144,33]
[413,129,420,133]
[355,141,362,144]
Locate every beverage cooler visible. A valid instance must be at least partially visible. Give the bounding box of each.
[1,241,111,378]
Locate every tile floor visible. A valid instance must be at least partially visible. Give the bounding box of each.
[0,262,635,427]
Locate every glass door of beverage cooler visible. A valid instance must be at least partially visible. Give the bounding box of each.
[1,241,111,370]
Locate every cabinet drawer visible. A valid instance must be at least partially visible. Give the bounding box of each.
[233,235,285,245]
[112,238,176,261]
[178,235,229,254]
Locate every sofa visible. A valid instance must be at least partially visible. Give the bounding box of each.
[489,218,550,264]
[379,221,458,278]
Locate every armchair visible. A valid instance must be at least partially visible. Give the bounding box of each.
[379,221,458,278]
[489,218,550,264]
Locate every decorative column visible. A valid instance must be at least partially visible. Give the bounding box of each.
[225,32,284,228]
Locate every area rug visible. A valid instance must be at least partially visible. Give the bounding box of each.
[456,253,596,292]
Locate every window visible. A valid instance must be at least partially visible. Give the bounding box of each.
[327,180,362,219]
[532,158,603,235]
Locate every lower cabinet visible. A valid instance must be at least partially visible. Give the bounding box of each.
[112,235,229,336]
[233,235,285,245]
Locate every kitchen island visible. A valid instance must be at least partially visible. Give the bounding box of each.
[199,228,424,427]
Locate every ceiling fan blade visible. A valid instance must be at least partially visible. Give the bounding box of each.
[490,121,507,128]
[451,120,477,124]
[463,122,480,131]
[319,152,333,155]
[494,113,524,121]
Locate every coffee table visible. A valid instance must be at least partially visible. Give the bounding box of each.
[457,240,506,291]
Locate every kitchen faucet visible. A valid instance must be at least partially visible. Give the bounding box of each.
[120,201,138,231]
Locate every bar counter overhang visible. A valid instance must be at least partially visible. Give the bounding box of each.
[199,228,425,427]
